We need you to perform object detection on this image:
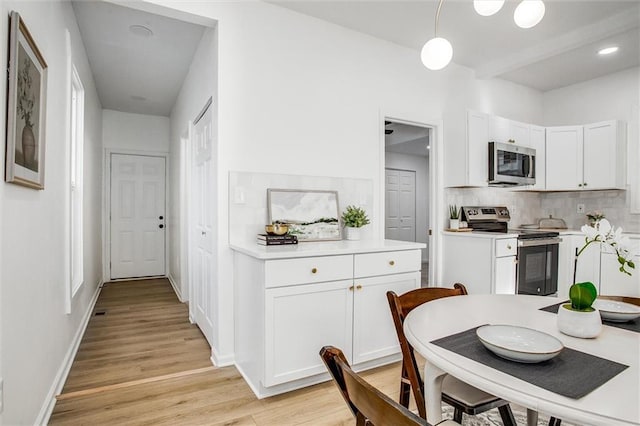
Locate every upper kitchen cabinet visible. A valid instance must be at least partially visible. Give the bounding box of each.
[583,121,626,190]
[529,125,546,190]
[546,121,626,191]
[546,126,583,191]
[489,115,530,146]
[445,110,489,187]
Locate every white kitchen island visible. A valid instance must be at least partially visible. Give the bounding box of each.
[230,239,425,398]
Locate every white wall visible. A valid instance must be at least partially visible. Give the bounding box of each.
[139,0,545,363]
[542,67,640,231]
[385,152,429,260]
[102,109,170,152]
[0,1,103,424]
[168,26,217,310]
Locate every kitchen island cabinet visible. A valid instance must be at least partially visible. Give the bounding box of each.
[231,240,424,398]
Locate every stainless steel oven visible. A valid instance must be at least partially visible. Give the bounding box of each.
[516,232,561,296]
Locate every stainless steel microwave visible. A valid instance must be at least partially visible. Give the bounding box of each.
[488,142,536,186]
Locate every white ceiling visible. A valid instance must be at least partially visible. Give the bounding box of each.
[71,1,207,116]
[268,0,640,92]
[385,122,430,157]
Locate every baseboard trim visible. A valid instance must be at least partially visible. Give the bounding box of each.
[210,346,234,367]
[36,280,103,425]
[167,273,183,302]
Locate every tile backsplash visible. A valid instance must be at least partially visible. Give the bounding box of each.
[445,187,639,233]
[445,187,542,226]
[541,190,640,233]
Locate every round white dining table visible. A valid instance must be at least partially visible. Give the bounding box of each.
[403,294,640,426]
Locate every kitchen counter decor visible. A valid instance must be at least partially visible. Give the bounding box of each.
[558,219,636,338]
[341,205,370,241]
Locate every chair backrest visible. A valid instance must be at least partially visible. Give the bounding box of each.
[386,283,468,418]
[319,346,425,426]
[598,295,640,306]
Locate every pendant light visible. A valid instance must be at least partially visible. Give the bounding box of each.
[473,0,505,17]
[514,0,546,29]
[421,0,453,71]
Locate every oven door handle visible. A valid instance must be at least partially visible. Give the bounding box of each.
[518,237,563,247]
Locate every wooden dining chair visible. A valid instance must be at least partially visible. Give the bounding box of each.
[387,284,517,425]
[319,345,460,426]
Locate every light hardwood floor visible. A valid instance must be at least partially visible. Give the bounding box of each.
[51,278,559,425]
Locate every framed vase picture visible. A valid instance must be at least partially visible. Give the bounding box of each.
[5,11,48,189]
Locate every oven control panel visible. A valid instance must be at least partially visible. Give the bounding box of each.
[462,206,510,222]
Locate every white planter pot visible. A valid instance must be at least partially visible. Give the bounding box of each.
[557,304,602,338]
[344,226,361,241]
[449,219,460,230]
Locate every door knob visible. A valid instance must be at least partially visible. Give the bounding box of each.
[159,224,164,229]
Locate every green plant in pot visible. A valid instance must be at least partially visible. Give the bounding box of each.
[448,204,460,230]
[558,219,635,338]
[341,205,370,241]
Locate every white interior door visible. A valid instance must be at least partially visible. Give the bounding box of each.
[190,102,215,347]
[385,169,416,242]
[110,154,166,279]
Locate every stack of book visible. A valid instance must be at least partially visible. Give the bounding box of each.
[257,234,298,246]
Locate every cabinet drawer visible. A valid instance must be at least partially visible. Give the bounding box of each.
[265,255,353,288]
[495,238,517,257]
[354,250,421,278]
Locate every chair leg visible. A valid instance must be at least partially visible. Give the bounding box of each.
[453,407,463,423]
[498,404,517,426]
[548,417,562,426]
[399,379,411,409]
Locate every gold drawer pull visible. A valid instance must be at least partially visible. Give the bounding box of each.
[356,285,362,290]
[349,285,354,291]
[311,268,317,274]
[389,260,395,266]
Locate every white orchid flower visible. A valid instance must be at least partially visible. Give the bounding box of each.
[578,218,635,276]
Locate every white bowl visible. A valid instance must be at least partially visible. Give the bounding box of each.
[593,299,640,323]
[476,325,564,363]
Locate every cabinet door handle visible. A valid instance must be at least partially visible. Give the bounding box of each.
[349,286,354,291]
[583,182,588,187]
[356,285,362,290]
[311,268,317,274]
[389,260,395,266]
[578,183,583,187]
[507,244,512,250]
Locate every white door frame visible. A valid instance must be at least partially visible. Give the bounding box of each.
[179,127,192,305]
[102,148,170,283]
[379,113,444,287]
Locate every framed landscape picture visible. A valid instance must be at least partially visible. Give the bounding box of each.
[5,11,48,189]
[267,189,341,241]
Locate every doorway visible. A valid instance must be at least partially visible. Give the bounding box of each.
[383,120,431,286]
[109,153,167,279]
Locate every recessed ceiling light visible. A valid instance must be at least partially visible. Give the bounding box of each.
[129,24,153,37]
[598,46,619,56]
[131,95,147,102]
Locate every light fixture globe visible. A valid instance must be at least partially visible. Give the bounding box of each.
[421,37,453,70]
[473,0,505,16]
[514,0,545,29]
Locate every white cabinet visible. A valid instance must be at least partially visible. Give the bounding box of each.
[489,115,531,146]
[264,279,353,386]
[546,121,626,191]
[599,238,640,297]
[442,233,516,294]
[233,245,422,398]
[449,109,489,187]
[583,121,626,190]
[545,126,584,191]
[352,272,418,364]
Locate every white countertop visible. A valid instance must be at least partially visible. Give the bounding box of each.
[230,239,426,260]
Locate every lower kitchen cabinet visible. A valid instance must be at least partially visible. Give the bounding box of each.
[232,242,423,398]
[599,238,640,298]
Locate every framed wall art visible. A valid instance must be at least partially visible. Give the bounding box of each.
[5,11,48,189]
[267,189,341,241]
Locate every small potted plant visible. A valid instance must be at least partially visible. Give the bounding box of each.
[449,205,460,230]
[558,219,635,338]
[341,205,370,241]
[586,211,605,227]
